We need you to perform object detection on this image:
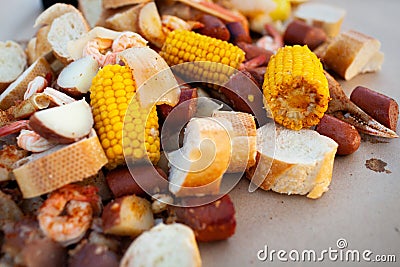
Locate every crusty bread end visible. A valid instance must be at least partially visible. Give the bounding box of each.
[246,124,338,199]
[322,30,382,80]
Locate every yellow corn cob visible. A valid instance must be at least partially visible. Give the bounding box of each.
[159,29,245,84]
[263,45,329,130]
[90,64,160,169]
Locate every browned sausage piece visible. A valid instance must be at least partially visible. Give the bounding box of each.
[171,194,236,242]
[350,86,399,131]
[195,14,230,41]
[226,21,252,44]
[106,165,168,198]
[316,114,361,155]
[283,19,327,50]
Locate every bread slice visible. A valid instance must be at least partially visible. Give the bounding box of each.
[35,25,53,60]
[79,0,103,28]
[26,38,37,65]
[103,0,150,9]
[322,30,382,80]
[47,11,90,64]
[246,123,338,199]
[294,2,346,37]
[168,117,231,197]
[120,223,201,267]
[0,57,52,110]
[212,111,257,173]
[34,3,79,27]
[104,4,143,32]
[0,41,27,93]
[13,129,108,198]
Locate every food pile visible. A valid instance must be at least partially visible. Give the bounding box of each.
[0,0,399,266]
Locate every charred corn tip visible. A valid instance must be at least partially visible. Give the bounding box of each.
[263,45,329,130]
[159,29,245,83]
[90,64,160,169]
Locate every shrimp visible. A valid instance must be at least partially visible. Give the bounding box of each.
[256,23,283,53]
[111,31,148,53]
[161,15,203,35]
[83,32,147,67]
[37,184,100,247]
[17,129,56,152]
[82,37,114,67]
[161,15,192,34]
[24,76,48,100]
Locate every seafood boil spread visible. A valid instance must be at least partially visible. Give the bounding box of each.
[0,0,399,266]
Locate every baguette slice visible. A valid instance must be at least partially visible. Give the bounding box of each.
[0,41,27,93]
[13,129,108,198]
[322,30,382,80]
[26,38,37,65]
[0,57,52,110]
[294,2,346,37]
[212,111,257,173]
[78,0,103,28]
[104,3,143,32]
[103,0,150,9]
[120,223,201,267]
[34,3,78,27]
[168,117,231,197]
[246,123,338,199]
[47,11,90,64]
[35,25,53,60]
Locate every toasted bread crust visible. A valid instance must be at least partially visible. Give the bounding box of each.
[14,129,107,198]
[246,124,338,199]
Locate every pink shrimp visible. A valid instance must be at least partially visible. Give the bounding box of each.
[111,31,148,53]
[37,184,100,247]
[24,76,48,100]
[17,129,56,152]
[82,38,114,67]
[83,33,147,67]
[256,23,284,53]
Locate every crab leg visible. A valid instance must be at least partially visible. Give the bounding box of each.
[325,72,398,138]
[0,120,30,138]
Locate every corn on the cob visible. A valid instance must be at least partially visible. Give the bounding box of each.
[90,64,160,169]
[263,45,329,130]
[159,29,245,84]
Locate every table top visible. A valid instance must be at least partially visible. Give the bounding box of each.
[1,0,399,266]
